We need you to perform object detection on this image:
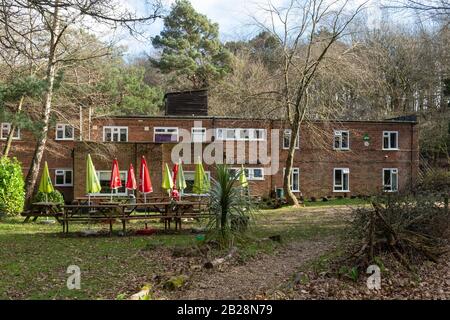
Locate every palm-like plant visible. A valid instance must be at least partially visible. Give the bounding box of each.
[207,164,254,245]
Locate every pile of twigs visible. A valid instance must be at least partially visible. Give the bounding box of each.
[343,192,449,270]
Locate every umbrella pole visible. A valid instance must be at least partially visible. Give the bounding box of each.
[144,193,147,229]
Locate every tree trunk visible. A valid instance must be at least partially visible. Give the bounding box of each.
[283,118,300,206]
[2,96,24,157]
[24,2,60,207]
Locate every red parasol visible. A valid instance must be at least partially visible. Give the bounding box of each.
[171,163,180,201]
[126,163,137,191]
[109,158,122,201]
[110,158,122,189]
[139,156,153,197]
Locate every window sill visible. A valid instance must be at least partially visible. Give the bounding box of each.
[55,139,74,141]
[333,190,350,193]
[55,185,73,187]
[382,148,399,151]
[333,148,350,151]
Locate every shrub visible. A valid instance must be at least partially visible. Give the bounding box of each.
[33,189,65,205]
[0,156,25,215]
[419,168,450,192]
[207,164,255,246]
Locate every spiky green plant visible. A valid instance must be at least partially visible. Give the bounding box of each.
[207,164,254,246]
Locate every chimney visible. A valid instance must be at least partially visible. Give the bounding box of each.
[164,89,208,116]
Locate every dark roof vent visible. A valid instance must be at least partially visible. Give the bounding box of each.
[164,89,208,116]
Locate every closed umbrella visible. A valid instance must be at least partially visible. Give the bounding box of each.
[193,158,209,194]
[239,165,248,188]
[176,161,187,199]
[109,158,122,201]
[139,156,153,203]
[171,163,180,201]
[38,161,54,203]
[162,163,173,195]
[126,163,137,194]
[86,154,101,206]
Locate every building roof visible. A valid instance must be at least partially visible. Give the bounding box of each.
[92,114,418,124]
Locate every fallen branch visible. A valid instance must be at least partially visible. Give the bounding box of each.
[204,246,237,269]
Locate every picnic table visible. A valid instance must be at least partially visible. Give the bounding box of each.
[60,200,209,234]
[120,201,198,231]
[22,202,63,223]
[61,204,122,233]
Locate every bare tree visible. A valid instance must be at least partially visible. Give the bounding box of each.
[0,0,162,206]
[251,0,366,205]
[384,0,450,20]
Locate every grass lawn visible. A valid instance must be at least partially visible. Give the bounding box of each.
[0,205,354,299]
[303,197,369,207]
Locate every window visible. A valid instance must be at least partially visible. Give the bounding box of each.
[55,169,73,186]
[191,127,206,143]
[182,171,211,195]
[103,126,128,142]
[334,168,350,192]
[95,170,127,195]
[383,131,399,150]
[0,123,20,140]
[154,127,178,143]
[383,168,398,192]
[334,130,349,150]
[283,129,299,149]
[230,167,264,180]
[55,124,74,140]
[283,167,300,192]
[215,128,266,141]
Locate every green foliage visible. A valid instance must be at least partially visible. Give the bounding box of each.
[0,76,47,103]
[338,266,359,282]
[151,0,232,88]
[0,157,25,216]
[207,164,254,246]
[97,66,163,115]
[33,189,65,205]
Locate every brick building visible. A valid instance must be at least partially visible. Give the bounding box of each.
[0,90,419,202]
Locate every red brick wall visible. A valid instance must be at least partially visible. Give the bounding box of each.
[0,116,419,201]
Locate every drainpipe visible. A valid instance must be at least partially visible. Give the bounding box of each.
[79,105,83,141]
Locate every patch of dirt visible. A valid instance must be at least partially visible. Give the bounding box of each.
[268,247,450,300]
[164,237,335,300]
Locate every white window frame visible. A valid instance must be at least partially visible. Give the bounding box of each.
[383,168,399,192]
[283,129,300,149]
[333,130,350,150]
[103,126,128,142]
[0,122,20,140]
[333,168,350,192]
[154,127,179,143]
[55,123,74,141]
[54,169,73,187]
[382,131,399,150]
[182,171,211,196]
[93,170,128,196]
[230,167,265,181]
[283,167,300,192]
[215,128,266,141]
[191,127,206,143]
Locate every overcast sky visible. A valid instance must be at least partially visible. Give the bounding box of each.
[116,0,382,58]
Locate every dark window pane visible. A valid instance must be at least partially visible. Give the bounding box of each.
[383,136,389,149]
[335,170,342,185]
[56,174,64,185]
[390,133,397,148]
[342,132,348,148]
[334,136,340,148]
[65,171,72,184]
[343,174,348,190]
